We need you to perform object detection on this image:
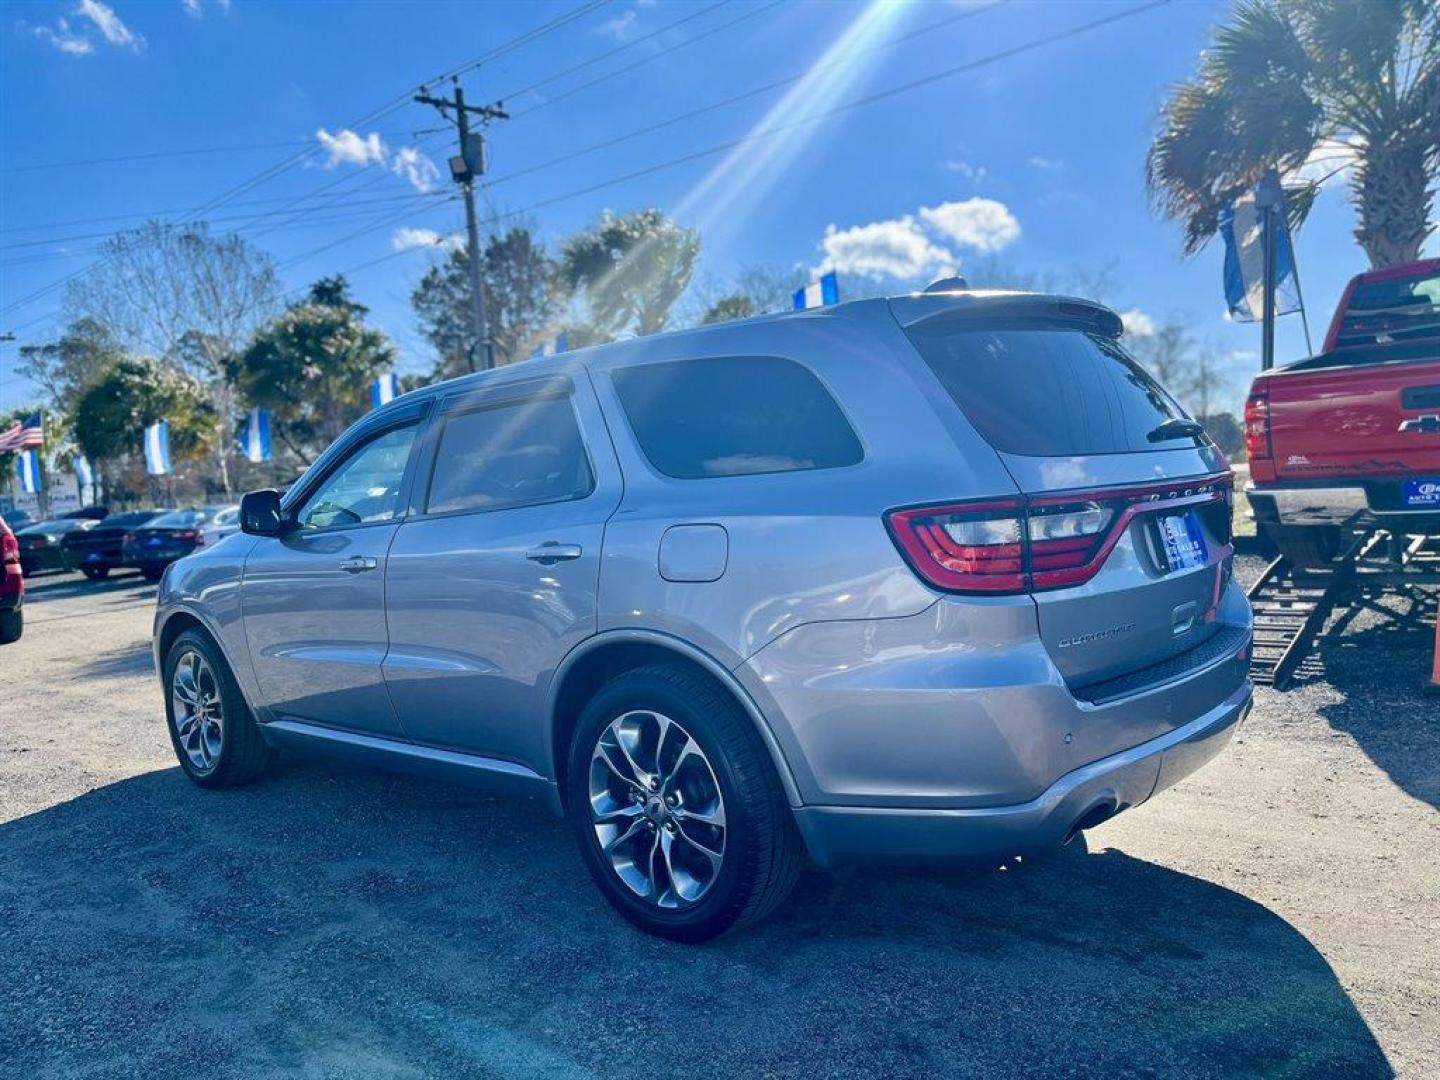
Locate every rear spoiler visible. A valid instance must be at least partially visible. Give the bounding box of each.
[888,291,1123,338]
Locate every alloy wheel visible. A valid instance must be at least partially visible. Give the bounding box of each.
[588,709,727,909]
[171,648,224,773]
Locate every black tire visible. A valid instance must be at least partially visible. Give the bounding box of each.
[566,665,802,942]
[142,566,164,583]
[162,628,274,789]
[0,608,21,645]
[81,567,109,581]
[1268,524,1342,568]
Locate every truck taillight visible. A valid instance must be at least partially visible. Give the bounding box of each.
[1244,390,1271,460]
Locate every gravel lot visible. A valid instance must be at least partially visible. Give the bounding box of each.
[1,560,1436,1078]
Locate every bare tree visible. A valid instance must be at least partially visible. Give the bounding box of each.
[63,221,280,494]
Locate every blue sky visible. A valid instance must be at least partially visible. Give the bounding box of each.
[2,0,1431,414]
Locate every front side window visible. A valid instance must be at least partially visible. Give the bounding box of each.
[297,425,417,530]
[426,394,593,515]
[611,356,864,479]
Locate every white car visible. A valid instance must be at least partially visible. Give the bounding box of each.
[196,505,240,548]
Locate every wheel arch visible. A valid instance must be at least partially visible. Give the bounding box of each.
[547,630,803,813]
[154,604,258,713]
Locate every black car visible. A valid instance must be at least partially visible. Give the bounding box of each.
[63,510,171,580]
[122,506,234,582]
[16,518,98,575]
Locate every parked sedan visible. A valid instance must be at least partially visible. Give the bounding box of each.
[196,505,241,548]
[16,518,98,575]
[123,506,234,581]
[63,510,170,579]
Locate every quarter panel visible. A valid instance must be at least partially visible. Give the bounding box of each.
[154,539,261,707]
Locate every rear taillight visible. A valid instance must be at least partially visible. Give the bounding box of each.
[28,535,49,548]
[1,533,18,565]
[175,530,199,542]
[1026,500,1116,589]
[1244,390,1271,460]
[887,476,1231,596]
[887,500,1026,593]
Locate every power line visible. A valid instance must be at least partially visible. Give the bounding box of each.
[0,132,420,175]
[0,0,611,319]
[489,0,1007,192]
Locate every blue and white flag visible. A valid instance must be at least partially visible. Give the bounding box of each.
[530,331,569,359]
[371,372,399,410]
[239,407,272,463]
[74,454,94,490]
[793,271,840,311]
[143,420,171,476]
[1220,178,1300,323]
[14,449,42,494]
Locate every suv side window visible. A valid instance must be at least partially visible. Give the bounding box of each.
[425,393,593,515]
[611,355,863,479]
[296,424,418,530]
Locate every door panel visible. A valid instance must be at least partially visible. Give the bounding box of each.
[383,377,621,771]
[240,417,422,736]
[241,525,404,735]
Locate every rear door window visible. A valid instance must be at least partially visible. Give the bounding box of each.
[612,355,863,479]
[905,324,1188,456]
[425,394,593,515]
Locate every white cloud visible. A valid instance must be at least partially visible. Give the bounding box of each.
[76,0,143,50]
[182,0,201,17]
[32,19,94,55]
[28,1,143,56]
[817,216,958,282]
[918,197,1021,254]
[316,128,387,168]
[392,227,463,253]
[391,146,440,193]
[597,9,639,41]
[942,159,990,184]
[1120,308,1157,337]
[1285,139,1359,190]
[1029,156,1065,173]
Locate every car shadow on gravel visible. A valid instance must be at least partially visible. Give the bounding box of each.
[1315,589,1440,811]
[0,760,1391,1079]
[22,572,148,603]
[76,642,156,680]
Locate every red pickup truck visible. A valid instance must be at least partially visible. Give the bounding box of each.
[1245,258,1440,564]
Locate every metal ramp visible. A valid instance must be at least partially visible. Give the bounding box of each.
[1247,523,1440,690]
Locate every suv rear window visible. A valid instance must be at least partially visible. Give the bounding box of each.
[905,324,1189,456]
[612,356,863,479]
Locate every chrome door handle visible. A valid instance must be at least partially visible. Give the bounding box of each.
[1399,414,1440,434]
[525,542,583,564]
[339,556,378,573]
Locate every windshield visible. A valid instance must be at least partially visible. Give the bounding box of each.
[102,511,165,528]
[1335,269,1440,348]
[147,510,206,528]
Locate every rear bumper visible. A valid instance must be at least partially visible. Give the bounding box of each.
[1247,481,1440,528]
[794,681,1250,867]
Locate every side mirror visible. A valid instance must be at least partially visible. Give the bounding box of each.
[240,489,291,536]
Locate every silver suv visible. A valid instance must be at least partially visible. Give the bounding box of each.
[154,289,1253,941]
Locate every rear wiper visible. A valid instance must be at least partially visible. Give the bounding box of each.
[1146,418,1205,443]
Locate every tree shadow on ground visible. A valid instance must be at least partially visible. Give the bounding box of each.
[1314,587,1440,811]
[0,758,1391,1079]
[76,642,155,680]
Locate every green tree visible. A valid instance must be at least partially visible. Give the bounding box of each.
[412,228,559,377]
[557,209,700,341]
[232,277,396,464]
[1146,0,1439,268]
[694,266,808,325]
[70,356,215,479]
[14,318,123,412]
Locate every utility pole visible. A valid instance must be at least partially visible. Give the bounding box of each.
[415,78,508,372]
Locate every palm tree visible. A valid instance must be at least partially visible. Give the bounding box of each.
[1147,0,1438,268]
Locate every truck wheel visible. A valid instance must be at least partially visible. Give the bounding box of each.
[0,608,21,645]
[1270,525,1342,568]
[163,629,274,788]
[567,665,802,942]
